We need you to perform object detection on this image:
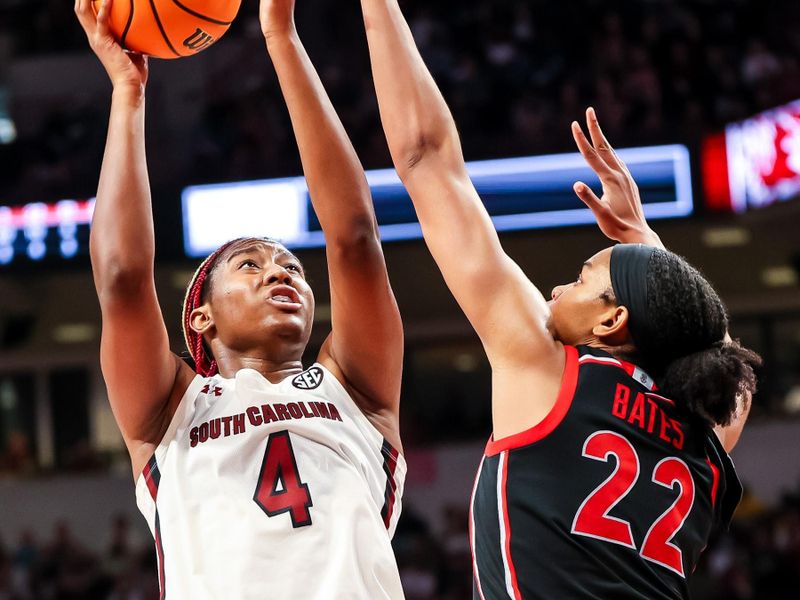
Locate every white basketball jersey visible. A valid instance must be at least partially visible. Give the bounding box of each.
[134,364,406,599]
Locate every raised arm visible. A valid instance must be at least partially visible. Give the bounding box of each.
[261,0,403,442]
[571,108,750,451]
[358,0,560,370]
[77,0,194,475]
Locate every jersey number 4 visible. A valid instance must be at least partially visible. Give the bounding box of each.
[571,431,695,577]
[253,431,313,528]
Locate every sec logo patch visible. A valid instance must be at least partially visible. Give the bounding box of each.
[292,367,324,390]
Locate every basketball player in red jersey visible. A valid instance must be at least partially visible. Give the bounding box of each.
[74,0,406,597]
[356,1,760,597]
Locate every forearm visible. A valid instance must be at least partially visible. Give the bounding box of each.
[359,0,520,329]
[90,88,155,290]
[266,32,376,245]
[360,0,461,173]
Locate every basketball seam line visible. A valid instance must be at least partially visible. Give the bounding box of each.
[170,0,233,26]
[148,0,180,57]
[120,0,135,50]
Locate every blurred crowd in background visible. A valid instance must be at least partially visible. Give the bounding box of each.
[1,0,800,199]
[1,490,800,600]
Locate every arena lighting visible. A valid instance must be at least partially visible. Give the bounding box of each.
[0,87,15,145]
[703,99,800,212]
[761,266,799,288]
[182,145,693,257]
[0,198,95,265]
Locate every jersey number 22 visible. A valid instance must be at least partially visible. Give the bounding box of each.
[571,430,695,577]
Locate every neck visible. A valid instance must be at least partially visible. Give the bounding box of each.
[582,338,637,360]
[212,346,306,383]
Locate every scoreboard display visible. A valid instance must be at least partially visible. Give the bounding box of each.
[703,99,800,212]
[182,145,693,257]
[0,199,95,266]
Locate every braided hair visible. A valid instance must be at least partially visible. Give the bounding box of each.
[181,237,279,377]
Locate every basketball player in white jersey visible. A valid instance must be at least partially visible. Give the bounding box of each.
[75,0,405,597]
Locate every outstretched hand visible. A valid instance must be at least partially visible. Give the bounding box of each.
[571,107,663,248]
[260,0,297,40]
[75,0,148,91]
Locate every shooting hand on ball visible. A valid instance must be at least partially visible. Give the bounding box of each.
[571,107,663,249]
[75,0,148,92]
[260,0,297,41]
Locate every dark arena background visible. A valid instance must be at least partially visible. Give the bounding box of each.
[2,0,800,598]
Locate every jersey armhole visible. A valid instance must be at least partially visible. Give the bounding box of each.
[135,373,207,486]
[485,345,580,456]
[312,363,407,475]
[707,432,743,528]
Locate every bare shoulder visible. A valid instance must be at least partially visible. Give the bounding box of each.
[491,340,571,441]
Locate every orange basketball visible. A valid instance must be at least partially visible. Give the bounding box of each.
[91,0,241,59]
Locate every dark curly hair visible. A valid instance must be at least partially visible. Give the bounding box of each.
[625,249,762,427]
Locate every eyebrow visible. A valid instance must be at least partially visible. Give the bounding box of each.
[225,245,265,264]
[225,245,303,269]
[582,260,593,269]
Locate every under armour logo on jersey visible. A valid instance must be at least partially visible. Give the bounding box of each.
[292,367,324,390]
[201,384,223,397]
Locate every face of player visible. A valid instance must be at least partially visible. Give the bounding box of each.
[547,247,622,346]
[197,240,315,360]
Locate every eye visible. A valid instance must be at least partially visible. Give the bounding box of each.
[238,259,259,269]
[284,263,303,273]
[576,272,583,284]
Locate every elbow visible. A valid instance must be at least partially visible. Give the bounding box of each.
[92,255,153,302]
[392,126,462,182]
[326,215,381,255]
[392,134,437,179]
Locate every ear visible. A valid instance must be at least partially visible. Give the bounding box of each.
[190,305,214,337]
[593,305,632,345]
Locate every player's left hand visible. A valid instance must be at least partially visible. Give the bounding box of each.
[260,0,297,40]
[571,107,663,248]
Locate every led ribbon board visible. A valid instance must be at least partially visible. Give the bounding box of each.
[0,199,95,265]
[182,145,693,257]
[703,99,800,212]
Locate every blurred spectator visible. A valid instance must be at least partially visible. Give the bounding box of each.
[3,0,800,197]
[0,432,35,476]
[0,475,797,598]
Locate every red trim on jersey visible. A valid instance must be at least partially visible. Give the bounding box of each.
[154,513,166,600]
[577,355,621,367]
[579,355,658,391]
[705,456,721,508]
[142,460,159,502]
[380,440,400,530]
[499,452,523,600]
[485,345,580,456]
[143,455,166,599]
[469,456,487,600]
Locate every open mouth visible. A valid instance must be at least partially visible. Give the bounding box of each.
[267,286,302,309]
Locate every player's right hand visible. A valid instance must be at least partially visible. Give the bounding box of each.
[571,107,662,248]
[75,0,148,92]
